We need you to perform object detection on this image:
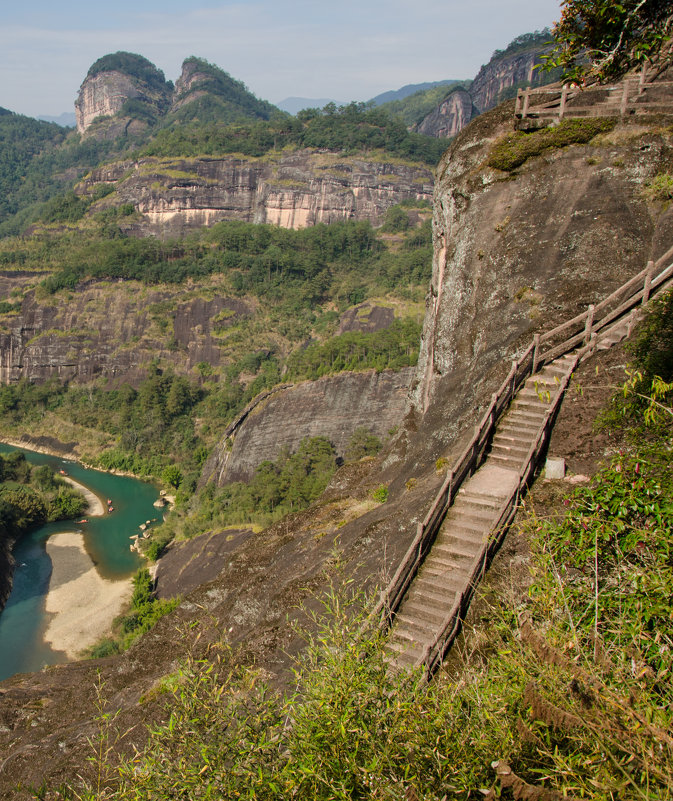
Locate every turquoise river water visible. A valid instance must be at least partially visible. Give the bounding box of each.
[0,444,160,681]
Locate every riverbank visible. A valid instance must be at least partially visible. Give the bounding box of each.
[44,531,132,658]
[61,476,105,517]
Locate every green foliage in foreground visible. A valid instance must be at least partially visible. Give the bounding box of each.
[488,117,617,172]
[73,425,673,799]
[88,568,179,658]
[67,338,673,799]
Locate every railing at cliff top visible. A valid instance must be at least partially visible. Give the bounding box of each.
[515,68,673,124]
[373,242,673,643]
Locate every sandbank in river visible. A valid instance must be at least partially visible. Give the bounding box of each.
[43,477,131,658]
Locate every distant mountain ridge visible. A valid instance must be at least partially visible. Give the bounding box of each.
[37,112,76,127]
[368,80,461,107]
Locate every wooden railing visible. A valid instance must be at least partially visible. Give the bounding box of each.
[515,69,673,124]
[374,242,673,674]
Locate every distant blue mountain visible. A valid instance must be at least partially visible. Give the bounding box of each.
[37,112,76,127]
[368,81,459,107]
[276,97,344,115]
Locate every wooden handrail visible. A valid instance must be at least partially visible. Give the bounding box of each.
[515,69,673,123]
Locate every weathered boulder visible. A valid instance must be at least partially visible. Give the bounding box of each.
[405,102,673,471]
[201,368,413,486]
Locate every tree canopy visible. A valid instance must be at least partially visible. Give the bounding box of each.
[547,0,673,82]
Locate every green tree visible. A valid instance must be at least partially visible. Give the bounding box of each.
[162,464,183,489]
[546,0,673,82]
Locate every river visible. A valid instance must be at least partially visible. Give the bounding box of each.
[0,444,160,681]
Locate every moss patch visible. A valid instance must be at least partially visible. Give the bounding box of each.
[488,118,617,172]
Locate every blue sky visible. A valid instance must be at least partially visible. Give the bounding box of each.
[1,1,563,117]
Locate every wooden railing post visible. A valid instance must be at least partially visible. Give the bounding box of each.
[559,85,568,120]
[532,333,540,373]
[626,309,638,337]
[638,66,647,96]
[584,304,595,344]
[522,89,530,119]
[643,260,654,304]
[620,80,630,116]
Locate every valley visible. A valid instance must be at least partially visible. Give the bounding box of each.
[0,9,672,798]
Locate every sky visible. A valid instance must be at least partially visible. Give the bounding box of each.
[1,0,563,118]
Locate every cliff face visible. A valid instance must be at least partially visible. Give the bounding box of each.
[201,368,413,486]
[74,54,172,136]
[0,280,252,386]
[404,103,673,471]
[415,88,475,139]
[414,44,553,139]
[469,50,543,113]
[78,151,433,235]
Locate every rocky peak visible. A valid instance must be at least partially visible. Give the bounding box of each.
[414,30,555,139]
[168,57,277,122]
[75,52,172,135]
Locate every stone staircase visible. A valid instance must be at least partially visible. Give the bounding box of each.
[379,247,673,676]
[385,354,577,671]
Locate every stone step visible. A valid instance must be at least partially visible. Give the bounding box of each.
[497,420,540,437]
[444,514,486,534]
[384,644,421,670]
[488,453,523,469]
[451,501,497,522]
[436,539,483,559]
[392,624,426,645]
[413,574,465,600]
[386,638,425,664]
[511,396,549,412]
[395,613,440,635]
[490,440,531,456]
[508,403,547,419]
[401,600,448,625]
[457,488,501,507]
[518,385,555,401]
[421,552,464,572]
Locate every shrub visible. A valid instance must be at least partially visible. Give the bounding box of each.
[344,427,382,462]
[371,484,388,503]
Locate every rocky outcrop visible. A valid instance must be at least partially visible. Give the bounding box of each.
[75,53,172,135]
[415,88,476,139]
[469,50,544,114]
[404,104,673,471]
[201,368,413,486]
[78,151,433,235]
[75,54,275,136]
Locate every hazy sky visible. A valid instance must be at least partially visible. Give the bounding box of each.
[2,0,563,117]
